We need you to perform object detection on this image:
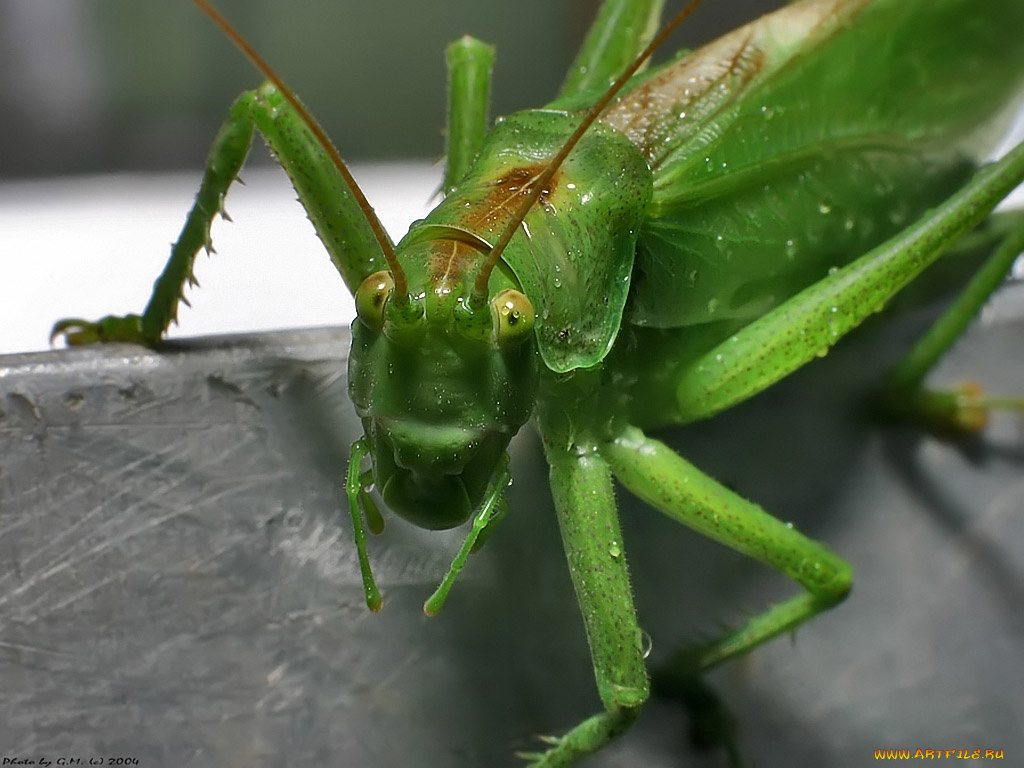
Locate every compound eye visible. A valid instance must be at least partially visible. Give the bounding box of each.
[355,270,395,330]
[491,289,535,345]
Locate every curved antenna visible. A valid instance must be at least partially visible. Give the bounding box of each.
[472,0,706,301]
[193,0,407,298]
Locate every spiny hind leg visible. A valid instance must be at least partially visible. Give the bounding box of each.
[880,210,1024,434]
[670,140,1024,426]
[52,91,258,346]
[53,77,392,348]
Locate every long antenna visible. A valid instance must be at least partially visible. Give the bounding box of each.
[472,0,706,301]
[193,0,407,298]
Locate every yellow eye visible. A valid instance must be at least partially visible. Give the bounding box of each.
[355,270,395,329]
[492,289,535,344]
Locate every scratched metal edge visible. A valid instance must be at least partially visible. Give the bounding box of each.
[0,285,1022,767]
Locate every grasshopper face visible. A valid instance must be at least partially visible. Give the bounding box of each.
[348,268,538,530]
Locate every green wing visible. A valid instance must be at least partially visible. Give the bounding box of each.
[602,0,1024,327]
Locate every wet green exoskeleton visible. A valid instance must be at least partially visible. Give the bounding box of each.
[53,0,1024,764]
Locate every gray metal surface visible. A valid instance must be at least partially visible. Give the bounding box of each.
[1,284,1022,767]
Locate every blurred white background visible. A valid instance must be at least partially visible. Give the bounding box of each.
[1,164,437,353]
[1,0,1020,354]
[1,0,785,355]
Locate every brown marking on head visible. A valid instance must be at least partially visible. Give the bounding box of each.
[426,239,481,284]
[464,163,560,234]
[410,163,561,300]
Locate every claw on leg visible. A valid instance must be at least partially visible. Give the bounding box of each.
[515,734,563,764]
[50,314,147,347]
[882,380,1024,436]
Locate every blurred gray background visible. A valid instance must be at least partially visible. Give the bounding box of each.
[0,0,779,179]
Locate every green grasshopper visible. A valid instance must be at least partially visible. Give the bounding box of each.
[51,0,1024,764]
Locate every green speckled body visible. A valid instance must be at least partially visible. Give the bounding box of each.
[611,0,1024,329]
[345,6,1024,762]
[357,0,1024,452]
[52,1,1024,764]
[599,0,1024,430]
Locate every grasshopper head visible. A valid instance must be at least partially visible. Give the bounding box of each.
[348,268,538,529]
